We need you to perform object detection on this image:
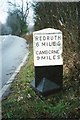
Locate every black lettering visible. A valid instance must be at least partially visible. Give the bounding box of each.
[53,55,56,59]
[36,42,39,47]
[49,50,52,54]
[51,36,54,40]
[41,56,46,60]
[49,56,52,60]
[35,36,38,40]
[53,50,59,54]
[43,36,46,40]
[42,42,46,46]
[52,42,56,46]
[57,41,61,46]
[39,51,46,54]
[36,51,38,55]
[47,36,50,40]
[55,35,57,40]
[37,56,40,60]
[57,55,60,59]
[58,35,61,40]
[40,36,42,41]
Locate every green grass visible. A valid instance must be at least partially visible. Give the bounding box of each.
[2,45,80,119]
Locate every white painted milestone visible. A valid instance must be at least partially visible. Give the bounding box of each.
[33,28,63,66]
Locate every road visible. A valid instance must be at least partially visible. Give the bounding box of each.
[0,35,29,89]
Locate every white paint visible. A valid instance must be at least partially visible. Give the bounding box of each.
[33,28,63,66]
[0,52,29,100]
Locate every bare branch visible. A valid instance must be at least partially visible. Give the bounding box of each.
[8,1,21,8]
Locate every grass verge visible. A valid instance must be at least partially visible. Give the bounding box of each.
[2,35,80,119]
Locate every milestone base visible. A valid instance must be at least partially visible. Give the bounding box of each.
[31,78,61,96]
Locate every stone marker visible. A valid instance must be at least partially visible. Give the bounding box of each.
[31,28,63,96]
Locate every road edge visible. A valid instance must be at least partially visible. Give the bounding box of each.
[0,51,30,101]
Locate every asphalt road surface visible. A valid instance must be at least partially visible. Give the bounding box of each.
[0,35,29,89]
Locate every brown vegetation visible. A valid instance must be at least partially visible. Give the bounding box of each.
[22,34,33,44]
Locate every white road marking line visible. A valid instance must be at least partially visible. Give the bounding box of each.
[0,51,30,100]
